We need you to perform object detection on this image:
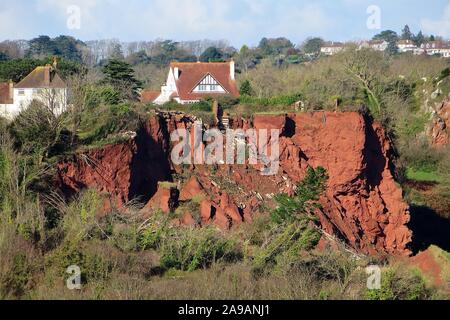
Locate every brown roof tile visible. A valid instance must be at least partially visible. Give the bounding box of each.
[0,82,13,104]
[170,61,239,101]
[15,65,66,89]
[140,89,161,103]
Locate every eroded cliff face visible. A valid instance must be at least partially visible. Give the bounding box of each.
[55,111,412,256]
[428,101,450,146]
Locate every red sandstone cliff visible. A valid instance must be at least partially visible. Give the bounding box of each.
[55,111,412,256]
[429,101,450,146]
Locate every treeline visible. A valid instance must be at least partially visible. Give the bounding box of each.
[0,25,445,82]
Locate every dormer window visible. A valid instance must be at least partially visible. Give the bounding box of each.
[194,74,224,93]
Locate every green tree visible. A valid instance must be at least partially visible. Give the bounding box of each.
[199,47,224,62]
[414,31,425,46]
[253,167,328,275]
[26,35,85,62]
[0,58,41,82]
[239,79,253,96]
[258,37,294,56]
[373,30,399,43]
[101,59,142,100]
[271,167,329,224]
[27,36,55,59]
[386,41,399,56]
[401,25,413,40]
[301,37,324,57]
[0,52,9,62]
[53,35,84,62]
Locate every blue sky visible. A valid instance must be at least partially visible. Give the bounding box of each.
[1,0,449,47]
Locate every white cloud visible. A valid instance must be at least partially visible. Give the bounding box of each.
[421,4,450,37]
[0,0,335,45]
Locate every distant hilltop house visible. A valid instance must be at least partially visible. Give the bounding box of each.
[0,62,68,119]
[141,61,239,105]
[397,39,417,53]
[320,42,344,56]
[365,40,390,51]
[418,41,450,57]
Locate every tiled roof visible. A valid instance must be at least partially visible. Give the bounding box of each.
[15,65,66,89]
[322,42,344,47]
[170,61,239,101]
[397,39,415,45]
[0,82,13,104]
[140,89,161,103]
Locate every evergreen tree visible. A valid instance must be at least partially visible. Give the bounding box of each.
[239,80,253,96]
[199,47,224,62]
[401,25,413,40]
[373,30,399,43]
[414,31,425,46]
[0,52,9,62]
[386,41,399,56]
[102,59,142,100]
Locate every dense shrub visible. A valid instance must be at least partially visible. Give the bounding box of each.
[366,267,432,300]
[239,94,302,106]
[159,227,243,272]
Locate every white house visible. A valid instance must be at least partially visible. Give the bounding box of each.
[397,39,417,53]
[320,42,344,56]
[420,41,450,57]
[145,61,239,105]
[0,64,68,119]
[360,40,389,51]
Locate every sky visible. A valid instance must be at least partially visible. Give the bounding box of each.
[0,0,449,47]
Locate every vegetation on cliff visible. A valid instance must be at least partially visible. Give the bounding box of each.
[0,36,449,300]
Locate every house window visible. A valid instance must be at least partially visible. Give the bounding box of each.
[198,85,207,91]
[210,84,218,91]
[18,90,25,96]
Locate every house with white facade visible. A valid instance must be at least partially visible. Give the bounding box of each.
[397,39,417,53]
[359,40,389,51]
[0,63,68,119]
[420,41,450,57]
[143,61,239,105]
[320,42,344,56]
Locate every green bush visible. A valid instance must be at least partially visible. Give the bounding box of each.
[159,227,243,272]
[252,167,328,275]
[366,268,432,300]
[0,253,33,299]
[239,94,302,106]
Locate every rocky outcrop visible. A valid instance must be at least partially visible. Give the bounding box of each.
[56,116,173,207]
[55,111,412,256]
[428,101,450,146]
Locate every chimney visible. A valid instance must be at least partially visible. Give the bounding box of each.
[8,80,13,101]
[230,60,235,80]
[174,67,179,80]
[44,65,51,86]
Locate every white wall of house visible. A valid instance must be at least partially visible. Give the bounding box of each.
[398,44,417,53]
[192,74,226,93]
[320,47,343,55]
[1,87,68,119]
[154,68,178,105]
